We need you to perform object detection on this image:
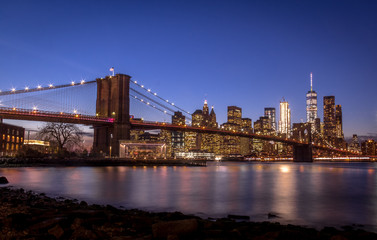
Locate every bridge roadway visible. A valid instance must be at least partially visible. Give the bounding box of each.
[0,106,358,156]
[130,120,359,155]
[0,107,114,125]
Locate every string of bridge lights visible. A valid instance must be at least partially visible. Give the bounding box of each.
[0,79,96,96]
[129,93,173,117]
[130,79,191,116]
[130,88,176,114]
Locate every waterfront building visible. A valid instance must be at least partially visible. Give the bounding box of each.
[278,98,291,137]
[306,73,318,126]
[264,108,276,133]
[171,112,185,154]
[23,140,51,154]
[323,96,336,139]
[0,122,24,156]
[221,122,240,156]
[184,131,198,152]
[159,130,172,157]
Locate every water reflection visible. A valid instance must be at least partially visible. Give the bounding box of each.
[1,162,377,231]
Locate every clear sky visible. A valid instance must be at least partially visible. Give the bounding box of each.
[0,0,376,138]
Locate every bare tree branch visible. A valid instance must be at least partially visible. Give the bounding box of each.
[38,122,83,151]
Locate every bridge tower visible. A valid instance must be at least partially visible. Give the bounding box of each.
[93,74,131,156]
[293,124,313,162]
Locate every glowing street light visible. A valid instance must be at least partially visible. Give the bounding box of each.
[49,84,53,88]
[11,88,16,92]
[25,86,29,91]
[37,85,42,89]
[80,80,85,84]
[71,81,75,86]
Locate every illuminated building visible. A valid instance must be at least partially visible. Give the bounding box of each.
[306,73,318,126]
[171,112,185,154]
[335,105,343,139]
[209,106,218,128]
[264,108,276,132]
[254,117,271,135]
[361,140,376,155]
[187,100,219,154]
[184,131,198,152]
[159,130,172,156]
[202,100,209,126]
[227,106,242,128]
[348,134,360,152]
[192,110,203,127]
[241,118,252,133]
[119,140,166,159]
[221,122,240,156]
[172,111,185,125]
[278,98,291,137]
[323,96,336,139]
[0,123,24,156]
[24,140,51,154]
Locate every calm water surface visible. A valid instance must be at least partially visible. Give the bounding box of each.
[1,162,377,231]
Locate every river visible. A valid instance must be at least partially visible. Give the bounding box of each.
[1,162,377,231]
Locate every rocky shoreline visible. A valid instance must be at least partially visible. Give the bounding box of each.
[0,186,376,239]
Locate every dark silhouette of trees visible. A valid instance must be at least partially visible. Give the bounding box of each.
[38,122,83,151]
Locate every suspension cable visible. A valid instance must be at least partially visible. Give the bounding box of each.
[129,79,191,116]
[130,93,173,117]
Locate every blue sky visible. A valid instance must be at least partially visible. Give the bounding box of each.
[0,0,376,137]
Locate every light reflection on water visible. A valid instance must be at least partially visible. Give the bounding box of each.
[1,162,377,231]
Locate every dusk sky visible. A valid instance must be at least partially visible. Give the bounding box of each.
[0,0,377,138]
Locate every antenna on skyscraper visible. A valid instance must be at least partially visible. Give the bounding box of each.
[310,72,313,91]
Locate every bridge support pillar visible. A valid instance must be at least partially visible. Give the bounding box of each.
[293,144,313,162]
[93,74,131,157]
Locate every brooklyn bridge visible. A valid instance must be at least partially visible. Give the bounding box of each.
[0,74,359,161]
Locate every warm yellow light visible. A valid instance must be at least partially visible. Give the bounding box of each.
[37,85,42,89]
[11,88,16,92]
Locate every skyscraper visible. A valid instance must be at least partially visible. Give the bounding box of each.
[278,98,291,137]
[172,111,185,125]
[264,107,276,132]
[227,106,242,127]
[335,105,343,139]
[323,96,336,138]
[306,72,318,125]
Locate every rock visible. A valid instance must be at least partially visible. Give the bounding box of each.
[152,219,198,238]
[71,226,98,239]
[0,176,9,184]
[330,235,349,240]
[48,224,64,239]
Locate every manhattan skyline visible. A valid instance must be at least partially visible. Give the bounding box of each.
[0,1,376,137]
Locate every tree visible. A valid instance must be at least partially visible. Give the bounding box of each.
[38,122,83,151]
